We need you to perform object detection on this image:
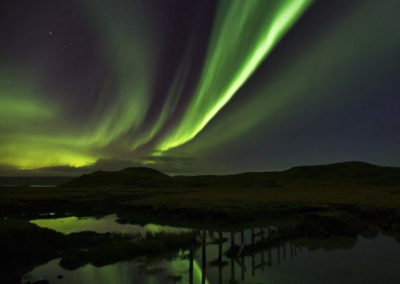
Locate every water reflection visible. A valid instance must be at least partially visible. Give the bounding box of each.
[23,218,400,284]
[30,214,191,236]
[202,228,305,284]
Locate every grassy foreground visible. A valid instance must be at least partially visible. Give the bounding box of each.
[1,161,400,221]
[1,162,400,234]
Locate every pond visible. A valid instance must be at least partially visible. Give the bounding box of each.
[22,215,400,284]
[30,214,191,236]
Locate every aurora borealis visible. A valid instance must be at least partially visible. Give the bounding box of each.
[1,0,399,176]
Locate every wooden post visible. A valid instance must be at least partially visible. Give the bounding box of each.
[218,258,222,284]
[231,257,235,282]
[241,256,245,281]
[189,245,194,284]
[252,251,255,277]
[202,230,206,284]
[260,228,265,270]
[268,247,272,266]
[283,242,286,260]
[218,231,223,284]
[261,250,265,271]
[277,245,281,265]
[251,228,255,276]
[290,241,293,259]
[241,230,245,281]
[217,231,221,262]
[231,230,235,282]
[231,230,235,250]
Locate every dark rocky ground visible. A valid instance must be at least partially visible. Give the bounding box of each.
[1,162,400,283]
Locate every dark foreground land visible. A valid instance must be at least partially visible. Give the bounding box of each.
[1,162,400,283]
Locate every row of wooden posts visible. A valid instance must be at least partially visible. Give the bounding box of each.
[188,228,300,284]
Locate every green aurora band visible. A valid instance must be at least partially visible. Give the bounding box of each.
[0,0,314,171]
[169,0,400,162]
[157,0,312,151]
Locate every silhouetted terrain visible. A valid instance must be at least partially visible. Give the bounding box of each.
[1,162,400,283]
[63,161,400,188]
[2,162,399,219]
[0,176,74,186]
[63,167,172,188]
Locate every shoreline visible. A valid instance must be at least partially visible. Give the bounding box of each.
[1,184,400,283]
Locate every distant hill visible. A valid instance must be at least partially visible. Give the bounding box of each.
[62,161,400,188]
[281,161,400,184]
[62,167,173,188]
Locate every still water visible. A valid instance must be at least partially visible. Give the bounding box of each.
[30,214,191,236]
[23,215,400,284]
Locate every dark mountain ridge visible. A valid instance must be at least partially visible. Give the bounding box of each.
[63,167,172,187]
[62,161,400,188]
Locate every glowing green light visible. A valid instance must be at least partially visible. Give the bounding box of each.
[0,1,313,171]
[158,0,313,151]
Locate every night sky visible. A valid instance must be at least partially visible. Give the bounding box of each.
[0,0,399,176]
